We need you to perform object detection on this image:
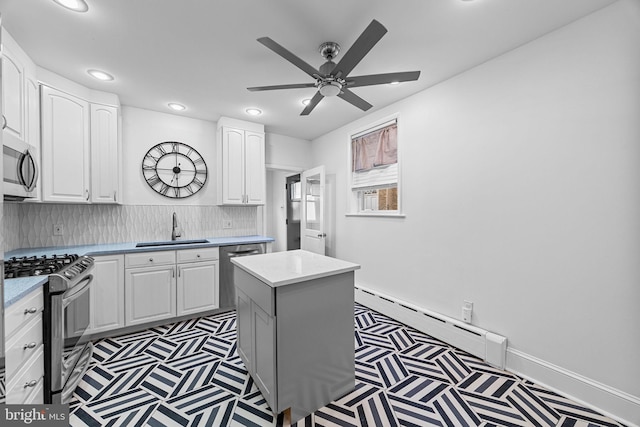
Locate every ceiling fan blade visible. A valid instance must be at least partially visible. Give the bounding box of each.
[301,91,324,116]
[257,37,320,78]
[338,89,373,112]
[346,71,420,88]
[248,83,316,92]
[331,20,387,79]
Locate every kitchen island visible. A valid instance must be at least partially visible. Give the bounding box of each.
[231,249,360,423]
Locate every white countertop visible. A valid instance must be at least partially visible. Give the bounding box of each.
[231,249,360,287]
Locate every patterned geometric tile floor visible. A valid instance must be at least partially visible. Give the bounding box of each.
[69,303,625,427]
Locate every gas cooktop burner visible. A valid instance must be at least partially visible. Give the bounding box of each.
[4,254,80,279]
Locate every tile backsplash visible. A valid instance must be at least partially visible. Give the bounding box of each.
[2,203,257,251]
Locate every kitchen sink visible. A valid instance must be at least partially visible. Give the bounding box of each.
[135,239,209,248]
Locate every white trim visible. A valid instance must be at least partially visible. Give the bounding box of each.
[507,348,639,427]
[346,213,406,218]
[351,118,398,139]
[265,163,304,172]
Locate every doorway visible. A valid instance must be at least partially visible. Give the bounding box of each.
[285,174,301,250]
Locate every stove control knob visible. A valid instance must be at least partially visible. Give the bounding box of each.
[65,271,73,278]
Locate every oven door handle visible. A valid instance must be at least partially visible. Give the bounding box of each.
[62,274,93,307]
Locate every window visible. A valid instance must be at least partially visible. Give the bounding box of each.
[348,116,402,216]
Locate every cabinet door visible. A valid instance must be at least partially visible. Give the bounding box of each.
[252,301,277,411]
[90,103,119,203]
[41,85,91,203]
[244,131,265,205]
[125,266,176,326]
[1,40,25,144]
[177,260,218,316]
[236,287,252,372]
[221,127,245,204]
[89,255,125,334]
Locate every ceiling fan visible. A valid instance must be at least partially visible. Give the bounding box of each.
[247,19,421,116]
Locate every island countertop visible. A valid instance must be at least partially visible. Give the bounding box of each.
[230,249,360,288]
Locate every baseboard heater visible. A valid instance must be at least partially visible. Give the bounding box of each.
[355,286,507,369]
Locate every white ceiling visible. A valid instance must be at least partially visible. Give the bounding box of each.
[0,0,615,140]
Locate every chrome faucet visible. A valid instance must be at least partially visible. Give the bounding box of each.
[171,212,181,240]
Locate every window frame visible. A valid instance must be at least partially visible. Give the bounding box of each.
[346,113,405,218]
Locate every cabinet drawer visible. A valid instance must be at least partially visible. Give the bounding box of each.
[6,287,44,339]
[234,267,274,316]
[177,247,219,263]
[125,250,176,268]
[6,313,43,377]
[6,345,44,404]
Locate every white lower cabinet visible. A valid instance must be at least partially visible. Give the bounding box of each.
[125,265,176,326]
[123,247,219,328]
[177,260,218,316]
[5,287,44,404]
[88,255,125,334]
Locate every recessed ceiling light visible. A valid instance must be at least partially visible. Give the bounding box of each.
[302,99,311,106]
[168,103,186,111]
[245,108,262,116]
[53,0,88,12]
[87,69,114,81]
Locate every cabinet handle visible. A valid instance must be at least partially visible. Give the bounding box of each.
[24,307,38,315]
[172,267,176,278]
[23,342,37,350]
[24,380,38,389]
[2,115,6,130]
[113,191,117,201]
[85,189,90,201]
[178,267,181,277]
[149,258,154,262]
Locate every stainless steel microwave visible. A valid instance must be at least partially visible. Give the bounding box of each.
[3,136,38,201]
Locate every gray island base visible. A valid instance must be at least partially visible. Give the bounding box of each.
[231,250,361,423]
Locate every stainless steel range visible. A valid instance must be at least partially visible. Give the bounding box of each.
[4,254,95,404]
[45,255,94,404]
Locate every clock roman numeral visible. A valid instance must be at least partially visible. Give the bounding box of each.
[184,185,194,195]
[145,153,160,162]
[171,143,179,153]
[160,183,170,195]
[174,187,181,198]
[147,174,161,186]
[156,145,167,156]
[193,157,205,165]
[193,177,204,187]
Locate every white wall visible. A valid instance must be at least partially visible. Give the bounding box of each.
[265,133,312,171]
[122,106,217,205]
[311,0,640,421]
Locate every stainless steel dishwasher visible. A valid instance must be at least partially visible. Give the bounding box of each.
[219,244,266,308]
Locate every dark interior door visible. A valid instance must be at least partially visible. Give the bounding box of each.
[286,174,301,250]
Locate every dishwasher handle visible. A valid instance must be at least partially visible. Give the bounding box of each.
[227,249,260,257]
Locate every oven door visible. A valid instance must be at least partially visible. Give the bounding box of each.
[60,274,94,402]
[3,139,38,201]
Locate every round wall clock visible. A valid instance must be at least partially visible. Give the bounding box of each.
[141,141,208,198]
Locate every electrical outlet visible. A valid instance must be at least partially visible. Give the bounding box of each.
[462,300,473,323]
[223,220,233,229]
[53,224,64,236]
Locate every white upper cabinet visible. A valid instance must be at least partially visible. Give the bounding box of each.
[217,117,265,205]
[2,29,40,152]
[1,32,25,145]
[40,85,91,203]
[38,67,121,204]
[90,103,119,203]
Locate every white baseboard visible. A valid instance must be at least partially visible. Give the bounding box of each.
[507,348,639,427]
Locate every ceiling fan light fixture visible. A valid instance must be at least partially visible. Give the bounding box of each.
[53,0,88,12]
[302,99,311,106]
[318,81,342,97]
[389,81,400,85]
